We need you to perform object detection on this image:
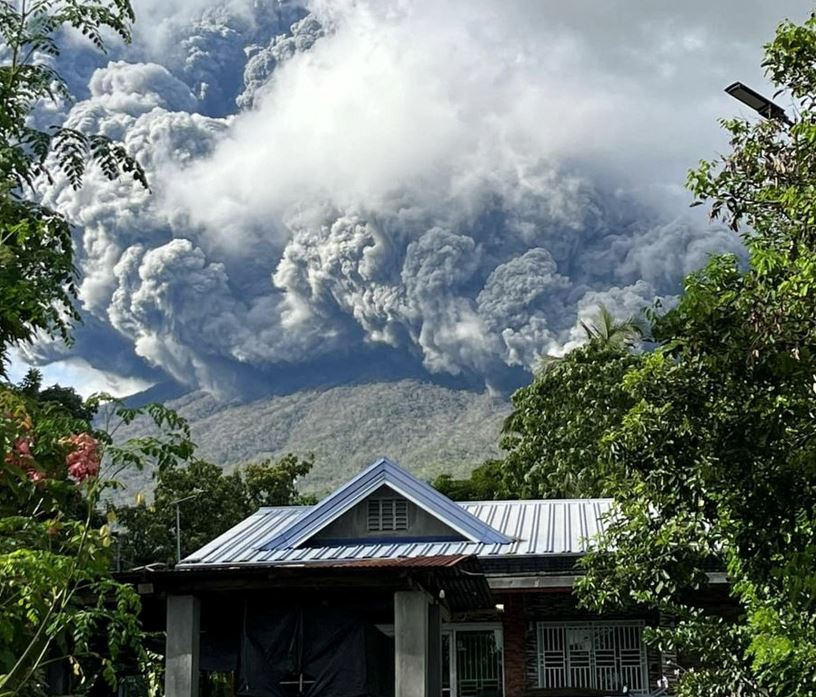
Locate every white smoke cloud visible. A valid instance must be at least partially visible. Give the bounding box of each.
[109,239,246,387]
[86,61,197,114]
[27,0,811,395]
[477,249,572,368]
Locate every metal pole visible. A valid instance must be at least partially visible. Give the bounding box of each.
[171,491,202,566]
[176,501,181,565]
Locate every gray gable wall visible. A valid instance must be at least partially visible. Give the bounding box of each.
[310,484,467,543]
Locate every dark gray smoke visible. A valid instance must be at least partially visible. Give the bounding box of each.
[20,0,809,396]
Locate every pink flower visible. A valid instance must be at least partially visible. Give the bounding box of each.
[15,437,31,457]
[64,433,101,482]
[27,468,45,483]
[5,436,34,467]
[4,436,44,482]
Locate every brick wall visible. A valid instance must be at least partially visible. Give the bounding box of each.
[501,594,527,697]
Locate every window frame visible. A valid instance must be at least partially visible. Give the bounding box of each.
[535,620,649,695]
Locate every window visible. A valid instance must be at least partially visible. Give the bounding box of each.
[536,621,648,694]
[367,497,408,531]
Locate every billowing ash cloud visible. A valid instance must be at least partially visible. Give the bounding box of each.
[238,14,324,110]
[23,0,810,396]
[56,0,306,115]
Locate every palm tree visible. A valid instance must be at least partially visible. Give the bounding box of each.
[535,304,645,373]
[579,304,644,347]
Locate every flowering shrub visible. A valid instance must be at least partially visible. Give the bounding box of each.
[2,398,103,485]
[0,384,194,696]
[64,433,101,482]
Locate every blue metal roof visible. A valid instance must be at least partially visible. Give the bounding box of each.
[261,457,512,550]
[180,498,613,567]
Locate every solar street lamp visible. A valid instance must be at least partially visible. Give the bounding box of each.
[724,81,792,124]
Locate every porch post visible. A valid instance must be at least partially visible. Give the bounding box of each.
[165,594,201,697]
[427,602,442,697]
[394,591,442,697]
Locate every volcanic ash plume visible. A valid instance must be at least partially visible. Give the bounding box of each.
[27,0,783,395]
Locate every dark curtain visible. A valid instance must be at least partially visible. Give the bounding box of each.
[238,602,394,697]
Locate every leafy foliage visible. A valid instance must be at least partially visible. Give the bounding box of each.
[0,385,193,696]
[432,459,508,501]
[0,0,146,370]
[115,454,316,568]
[500,340,643,498]
[431,306,644,501]
[0,194,77,369]
[579,304,645,348]
[14,368,97,424]
[243,453,316,511]
[572,15,816,697]
[0,3,181,694]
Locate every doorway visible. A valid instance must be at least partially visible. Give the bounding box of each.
[441,624,504,697]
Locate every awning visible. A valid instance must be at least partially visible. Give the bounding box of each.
[117,554,495,612]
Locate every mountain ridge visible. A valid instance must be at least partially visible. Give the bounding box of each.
[114,379,512,497]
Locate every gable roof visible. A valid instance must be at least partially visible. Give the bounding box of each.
[260,457,512,551]
[180,498,612,567]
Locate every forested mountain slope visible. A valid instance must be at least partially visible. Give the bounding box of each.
[115,380,510,496]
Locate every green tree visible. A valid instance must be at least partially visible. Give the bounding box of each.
[432,306,645,500]
[575,15,816,697]
[579,304,644,347]
[0,3,172,691]
[244,453,316,511]
[500,339,643,498]
[432,459,508,501]
[115,460,247,569]
[115,454,315,568]
[0,0,146,371]
[12,368,97,424]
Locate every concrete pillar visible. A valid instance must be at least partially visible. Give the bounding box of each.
[165,594,201,697]
[427,603,442,697]
[394,590,442,697]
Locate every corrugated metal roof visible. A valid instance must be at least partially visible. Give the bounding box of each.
[303,554,472,569]
[261,458,511,550]
[181,498,612,568]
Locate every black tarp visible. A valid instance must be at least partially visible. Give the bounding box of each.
[237,603,394,697]
[200,598,241,674]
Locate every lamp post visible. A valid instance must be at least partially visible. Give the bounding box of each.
[724,81,792,125]
[171,492,202,565]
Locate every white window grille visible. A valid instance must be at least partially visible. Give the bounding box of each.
[536,621,648,694]
[367,497,409,531]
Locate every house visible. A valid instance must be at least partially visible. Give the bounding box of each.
[130,457,728,697]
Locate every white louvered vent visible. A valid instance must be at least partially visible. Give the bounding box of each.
[367,497,409,531]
